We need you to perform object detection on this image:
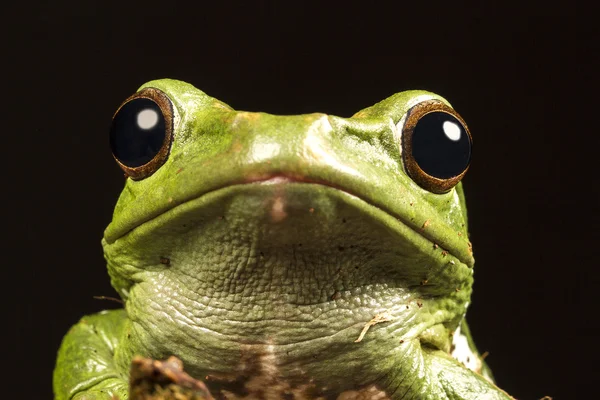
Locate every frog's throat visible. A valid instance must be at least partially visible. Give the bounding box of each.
[104,179,472,315]
[107,176,471,266]
[108,180,473,396]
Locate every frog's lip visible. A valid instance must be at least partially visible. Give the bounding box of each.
[253,176,469,264]
[105,175,473,267]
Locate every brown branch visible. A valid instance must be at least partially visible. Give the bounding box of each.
[129,356,215,400]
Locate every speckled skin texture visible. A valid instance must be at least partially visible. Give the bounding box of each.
[54,79,512,399]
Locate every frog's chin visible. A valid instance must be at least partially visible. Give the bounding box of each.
[108,175,466,259]
[106,171,473,268]
[105,180,470,303]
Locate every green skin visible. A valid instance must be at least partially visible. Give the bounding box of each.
[54,79,511,399]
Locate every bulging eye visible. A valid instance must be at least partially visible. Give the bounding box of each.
[110,87,174,180]
[401,100,472,193]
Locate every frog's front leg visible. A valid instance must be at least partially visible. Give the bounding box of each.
[377,341,511,399]
[424,349,513,400]
[54,309,129,400]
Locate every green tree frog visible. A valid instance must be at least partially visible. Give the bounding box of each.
[53,79,512,399]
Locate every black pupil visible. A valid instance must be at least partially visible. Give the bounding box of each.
[110,98,166,168]
[411,112,471,179]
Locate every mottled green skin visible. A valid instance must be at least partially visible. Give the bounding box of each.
[54,79,511,399]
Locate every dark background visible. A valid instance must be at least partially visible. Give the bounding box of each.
[8,2,593,399]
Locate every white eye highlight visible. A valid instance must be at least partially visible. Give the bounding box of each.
[443,120,462,141]
[137,109,160,130]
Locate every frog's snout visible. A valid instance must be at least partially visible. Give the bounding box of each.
[233,112,359,183]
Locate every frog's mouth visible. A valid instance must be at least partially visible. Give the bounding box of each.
[105,174,472,268]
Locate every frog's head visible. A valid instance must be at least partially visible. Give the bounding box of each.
[102,79,475,386]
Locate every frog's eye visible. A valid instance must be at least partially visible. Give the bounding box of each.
[110,87,174,180]
[401,100,472,193]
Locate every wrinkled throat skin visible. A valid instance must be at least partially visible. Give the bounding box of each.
[104,181,472,398]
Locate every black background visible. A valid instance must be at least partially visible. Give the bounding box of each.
[8,2,594,399]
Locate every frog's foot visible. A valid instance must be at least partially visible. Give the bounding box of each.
[379,340,513,400]
[427,348,513,399]
[54,309,129,400]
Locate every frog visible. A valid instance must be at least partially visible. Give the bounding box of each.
[53,79,512,400]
